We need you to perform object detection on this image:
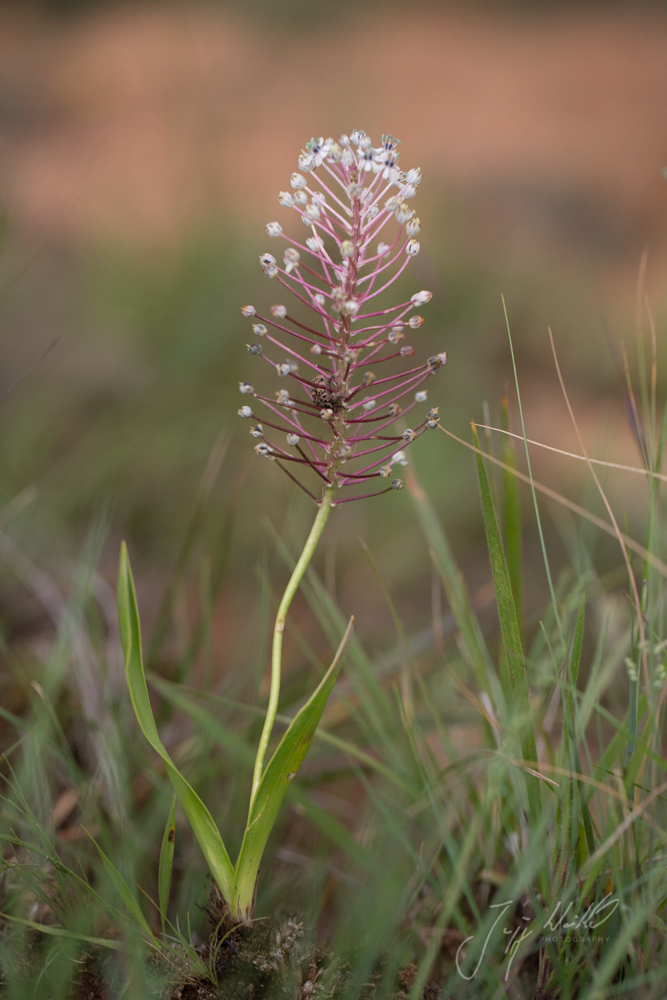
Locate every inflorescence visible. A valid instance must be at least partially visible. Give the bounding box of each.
[239,130,447,504]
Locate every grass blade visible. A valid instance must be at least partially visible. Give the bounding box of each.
[117,542,235,906]
[158,795,177,934]
[85,830,155,941]
[232,617,354,920]
[472,424,540,821]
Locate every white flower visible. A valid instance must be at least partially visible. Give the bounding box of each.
[406,217,421,237]
[306,236,322,252]
[278,191,294,208]
[359,146,376,172]
[271,304,287,318]
[304,203,321,222]
[340,240,355,258]
[313,292,326,305]
[342,299,360,316]
[405,167,422,186]
[377,242,390,257]
[408,315,424,329]
[283,248,300,274]
[339,133,350,147]
[290,172,307,190]
[264,264,278,278]
[362,399,376,411]
[241,305,256,317]
[385,195,401,212]
[388,329,404,344]
[266,222,283,237]
[375,154,401,182]
[252,323,267,336]
[298,136,332,171]
[415,390,428,402]
[406,240,420,256]
[275,389,292,405]
[396,202,414,224]
[259,253,276,267]
[391,450,409,466]
[293,190,308,207]
[238,406,252,418]
[239,382,254,394]
[347,183,363,199]
[255,442,274,458]
[402,184,417,200]
[310,344,322,354]
[402,428,416,442]
[367,205,379,219]
[277,363,291,377]
[328,142,344,162]
[350,129,368,146]
[286,434,300,446]
[411,290,432,305]
[250,424,263,438]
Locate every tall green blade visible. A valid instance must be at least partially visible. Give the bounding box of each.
[232,617,354,920]
[85,830,155,942]
[472,426,539,820]
[158,796,177,934]
[501,395,523,639]
[117,542,235,906]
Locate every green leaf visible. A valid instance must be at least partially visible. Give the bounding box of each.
[501,396,523,639]
[232,617,354,920]
[158,796,177,934]
[118,542,235,905]
[85,829,155,942]
[472,425,540,820]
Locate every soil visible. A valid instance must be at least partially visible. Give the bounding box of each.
[69,900,442,1000]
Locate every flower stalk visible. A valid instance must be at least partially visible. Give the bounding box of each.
[249,483,336,809]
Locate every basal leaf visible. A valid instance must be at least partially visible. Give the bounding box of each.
[232,617,354,920]
[118,543,235,905]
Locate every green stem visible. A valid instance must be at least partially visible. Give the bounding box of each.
[249,486,335,809]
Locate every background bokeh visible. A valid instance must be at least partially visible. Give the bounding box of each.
[1,0,666,694]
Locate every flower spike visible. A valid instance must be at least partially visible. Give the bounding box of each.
[240,130,447,503]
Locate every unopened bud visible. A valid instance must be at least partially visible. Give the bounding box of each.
[242,305,256,317]
[247,343,262,355]
[238,406,252,418]
[402,428,416,442]
[400,345,415,357]
[290,172,307,190]
[239,382,254,395]
[266,222,283,237]
[406,239,420,256]
[286,434,300,446]
[340,240,355,258]
[391,479,403,490]
[271,304,287,318]
[408,315,424,329]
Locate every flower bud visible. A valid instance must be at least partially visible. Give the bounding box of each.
[278,191,294,208]
[340,240,355,258]
[406,240,420,256]
[377,242,391,257]
[286,433,300,446]
[242,305,256,317]
[277,363,291,377]
[400,345,415,356]
[402,428,416,442]
[391,479,403,490]
[271,304,287,318]
[408,316,424,329]
[405,167,422,186]
[239,382,254,394]
[264,264,278,278]
[266,222,283,237]
[415,390,427,402]
[363,371,376,386]
[253,323,267,336]
[388,403,402,417]
[259,253,276,267]
[411,290,432,305]
[406,217,421,237]
[238,406,252,418]
[362,399,376,411]
[320,408,334,421]
[293,190,308,207]
[255,442,274,458]
[290,172,307,189]
[342,299,360,316]
[388,329,404,344]
[247,343,262,355]
[250,424,263,438]
[402,185,417,200]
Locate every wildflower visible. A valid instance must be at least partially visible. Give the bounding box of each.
[238,406,252,418]
[239,382,255,394]
[239,129,447,502]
